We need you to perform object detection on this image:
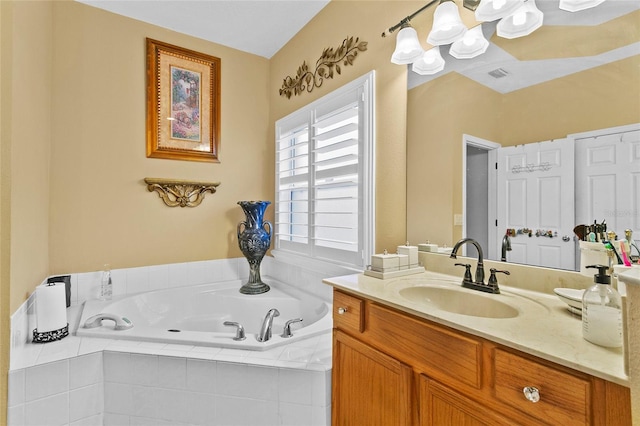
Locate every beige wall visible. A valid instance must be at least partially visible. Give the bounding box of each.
[1,0,272,416]
[270,0,416,253]
[407,55,640,246]
[1,1,54,418]
[9,0,53,313]
[48,1,271,276]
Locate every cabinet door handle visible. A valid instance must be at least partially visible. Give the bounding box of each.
[338,307,348,315]
[523,386,540,403]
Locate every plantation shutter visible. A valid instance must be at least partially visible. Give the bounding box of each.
[275,73,374,268]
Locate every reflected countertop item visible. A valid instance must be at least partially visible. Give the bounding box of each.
[323,269,627,386]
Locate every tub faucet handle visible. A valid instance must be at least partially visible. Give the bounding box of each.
[223,321,246,341]
[281,318,303,338]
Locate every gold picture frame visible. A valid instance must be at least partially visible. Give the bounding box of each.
[146,38,221,162]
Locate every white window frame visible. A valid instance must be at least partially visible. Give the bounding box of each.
[273,71,376,273]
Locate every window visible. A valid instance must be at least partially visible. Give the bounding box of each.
[274,72,375,269]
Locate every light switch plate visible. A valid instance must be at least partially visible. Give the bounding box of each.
[454,214,463,226]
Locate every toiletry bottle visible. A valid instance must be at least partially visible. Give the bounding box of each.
[582,264,622,348]
[99,264,113,301]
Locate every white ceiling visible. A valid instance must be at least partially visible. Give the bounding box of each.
[75,0,330,59]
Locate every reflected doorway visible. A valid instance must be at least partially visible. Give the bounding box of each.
[462,135,499,259]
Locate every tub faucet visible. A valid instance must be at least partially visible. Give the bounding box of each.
[450,238,499,294]
[501,234,512,262]
[257,308,280,342]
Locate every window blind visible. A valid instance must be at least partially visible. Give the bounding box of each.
[275,72,374,268]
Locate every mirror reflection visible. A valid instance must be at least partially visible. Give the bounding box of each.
[406,1,640,271]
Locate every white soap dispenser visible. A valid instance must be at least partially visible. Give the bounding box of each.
[581,264,622,348]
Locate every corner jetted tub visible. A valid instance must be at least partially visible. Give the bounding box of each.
[76,279,331,350]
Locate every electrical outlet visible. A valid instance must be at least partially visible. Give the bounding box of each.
[454,214,463,226]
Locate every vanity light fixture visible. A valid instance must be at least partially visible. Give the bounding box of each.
[383,0,607,75]
[496,0,544,39]
[391,22,425,64]
[449,25,489,59]
[558,0,605,12]
[412,47,446,75]
[427,0,468,46]
[475,0,525,22]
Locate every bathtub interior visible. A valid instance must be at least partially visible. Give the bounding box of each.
[76,278,332,350]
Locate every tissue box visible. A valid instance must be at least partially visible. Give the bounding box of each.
[397,245,418,266]
[418,243,439,253]
[397,254,409,269]
[371,253,400,272]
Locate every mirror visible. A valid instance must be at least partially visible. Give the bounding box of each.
[406,1,640,269]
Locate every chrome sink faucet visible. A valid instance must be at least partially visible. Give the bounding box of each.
[450,238,485,283]
[257,308,280,342]
[450,238,502,294]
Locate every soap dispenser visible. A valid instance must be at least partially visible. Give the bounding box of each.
[582,264,622,348]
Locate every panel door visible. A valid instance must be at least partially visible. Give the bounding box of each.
[575,127,640,251]
[496,138,575,270]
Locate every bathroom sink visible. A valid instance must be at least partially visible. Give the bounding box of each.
[398,286,519,318]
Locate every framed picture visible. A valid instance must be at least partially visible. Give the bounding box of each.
[146,38,221,162]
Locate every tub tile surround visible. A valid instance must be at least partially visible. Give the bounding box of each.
[8,256,340,426]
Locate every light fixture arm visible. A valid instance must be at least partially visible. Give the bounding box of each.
[382,0,481,38]
[381,0,440,37]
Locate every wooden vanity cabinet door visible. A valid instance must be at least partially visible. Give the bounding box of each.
[332,330,413,426]
[419,375,513,426]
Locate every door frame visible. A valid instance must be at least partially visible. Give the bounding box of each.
[462,135,501,259]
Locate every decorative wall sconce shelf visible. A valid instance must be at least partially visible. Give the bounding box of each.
[144,178,220,208]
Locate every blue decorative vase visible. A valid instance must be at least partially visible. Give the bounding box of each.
[237,201,272,294]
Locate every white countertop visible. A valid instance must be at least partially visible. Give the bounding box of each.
[323,270,628,387]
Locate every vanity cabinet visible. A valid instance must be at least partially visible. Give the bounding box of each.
[331,289,631,426]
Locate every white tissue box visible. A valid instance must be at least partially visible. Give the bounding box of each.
[397,254,409,269]
[418,243,439,253]
[397,245,418,266]
[371,253,400,272]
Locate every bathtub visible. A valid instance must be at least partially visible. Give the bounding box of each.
[76,279,332,350]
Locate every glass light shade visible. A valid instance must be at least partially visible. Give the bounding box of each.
[496,0,543,39]
[475,0,524,21]
[559,0,605,12]
[391,26,424,64]
[412,47,445,75]
[449,25,489,59]
[427,1,468,46]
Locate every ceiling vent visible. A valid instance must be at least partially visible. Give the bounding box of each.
[488,68,510,78]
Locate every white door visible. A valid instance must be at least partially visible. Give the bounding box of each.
[496,139,575,270]
[574,125,640,249]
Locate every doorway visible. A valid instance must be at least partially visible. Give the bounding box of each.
[462,135,500,259]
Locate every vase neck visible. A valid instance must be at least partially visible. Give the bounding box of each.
[241,203,268,227]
